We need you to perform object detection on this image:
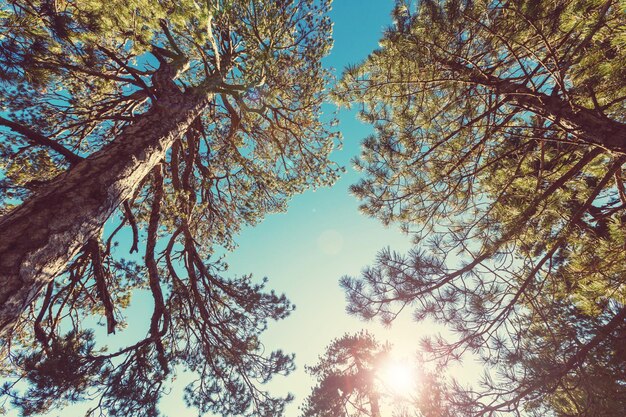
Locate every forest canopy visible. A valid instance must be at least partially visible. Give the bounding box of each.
[2,0,626,417]
[335,0,626,416]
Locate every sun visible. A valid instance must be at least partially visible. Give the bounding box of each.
[379,360,416,397]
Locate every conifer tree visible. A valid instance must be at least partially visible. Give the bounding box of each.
[302,332,457,417]
[0,1,338,415]
[336,0,626,415]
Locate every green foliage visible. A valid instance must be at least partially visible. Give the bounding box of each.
[6,331,106,416]
[515,301,626,417]
[336,0,626,415]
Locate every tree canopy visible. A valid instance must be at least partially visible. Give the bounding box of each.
[4,0,626,416]
[0,0,339,416]
[336,0,626,415]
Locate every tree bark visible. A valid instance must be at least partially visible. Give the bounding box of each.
[0,85,211,339]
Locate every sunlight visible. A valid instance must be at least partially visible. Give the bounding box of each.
[379,359,416,397]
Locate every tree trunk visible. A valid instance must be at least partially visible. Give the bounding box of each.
[0,86,210,339]
[369,393,381,417]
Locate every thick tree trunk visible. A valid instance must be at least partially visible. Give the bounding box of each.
[0,86,210,339]
[501,84,626,153]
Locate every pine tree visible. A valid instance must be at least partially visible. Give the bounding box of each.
[302,332,385,417]
[0,1,338,415]
[301,332,458,417]
[336,0,626,415]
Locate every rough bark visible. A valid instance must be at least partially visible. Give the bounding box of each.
[0,85,211,339]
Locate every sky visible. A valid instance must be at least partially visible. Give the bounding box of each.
[157,1,426,414]
[3,2,478,416]
[168,1,444,414]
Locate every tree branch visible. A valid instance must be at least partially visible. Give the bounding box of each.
[0,116,83,164]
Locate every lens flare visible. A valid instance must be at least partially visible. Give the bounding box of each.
[380,360,415,396]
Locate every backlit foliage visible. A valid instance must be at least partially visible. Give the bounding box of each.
[337,1,626,415]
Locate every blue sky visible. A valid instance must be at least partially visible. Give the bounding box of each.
[166,1,425,415]
[157,1,428,415]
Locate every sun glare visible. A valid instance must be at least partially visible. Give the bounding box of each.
[379,360,416,397]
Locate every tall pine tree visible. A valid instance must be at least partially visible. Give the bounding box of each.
[0,1,338,415]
